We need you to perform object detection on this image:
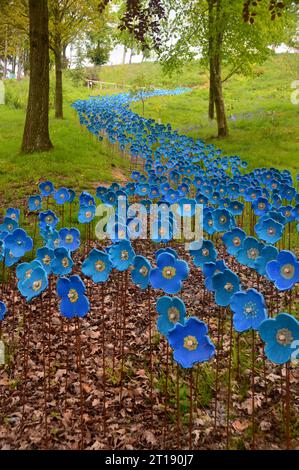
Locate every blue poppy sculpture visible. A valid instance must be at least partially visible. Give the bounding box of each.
[168,317,215,368]
[156,296,186,336]
[150,252,189,295]
[259,313,299,364]
[230,288,268,332]
[57,275,90,319]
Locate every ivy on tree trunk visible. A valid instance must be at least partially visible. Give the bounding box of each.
[22,0,53,153]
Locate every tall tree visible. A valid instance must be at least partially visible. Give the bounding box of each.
[48,0,88,118]
[48,0,115,118]
[22,0,53,153]
[0,0,29,79]
[158,0,297,137]
[85,4,114,67]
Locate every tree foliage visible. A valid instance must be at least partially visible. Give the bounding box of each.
[242,0,299,23]
[158,0,296,76]
[98,0,165,50]
[156,0,297,137]
[0,0,28,77]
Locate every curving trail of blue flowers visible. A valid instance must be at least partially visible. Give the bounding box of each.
[0,88,299,370]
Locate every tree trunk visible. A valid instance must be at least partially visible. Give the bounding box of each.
[54,44,63,118]
[3,26,8,78]
[213,53,228,137]
[208,0,215,120]
[209,59,215,120]
[17,48,22,80]
[129,49,133,64]
[211,0,228,138]
[23,49,30,76]
[22,0,53,153]
[12,57,17,75]
[122,47,127,64]
[62,44,68,69]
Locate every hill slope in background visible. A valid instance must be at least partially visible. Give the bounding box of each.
[0,54,298,204]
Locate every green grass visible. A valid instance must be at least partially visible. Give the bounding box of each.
[90,60,208,88]
[0,82,129,205]
[130,54,299,175]
[1,53,298,206]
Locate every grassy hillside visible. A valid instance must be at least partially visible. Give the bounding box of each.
[0,53,298,207]
[130,54,299,175]
[91,61,207,88]
[0,102,129,206]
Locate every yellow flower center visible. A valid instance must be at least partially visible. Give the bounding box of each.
[33,280,42,292]
[121,250,129,260]
[65,234,74,244]
[68,289,78,303]
[224,282,234,292]
[244,301,257,318]
[280,264,295,280]
[25,269,32,279]
[247,248,259,260]
[62,257,69,268]
[95,260,105,272]
[43,255,51,265]
[139,266,148,277]
[276,328,293,346]
[233,237,241,247]
[162,266,176,279]
[184,335,198,351]
[168,307,180,323]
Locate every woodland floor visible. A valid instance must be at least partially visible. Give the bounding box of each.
[0,238,298,450]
